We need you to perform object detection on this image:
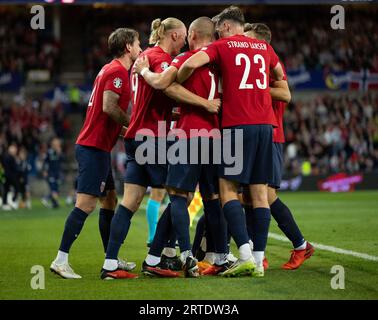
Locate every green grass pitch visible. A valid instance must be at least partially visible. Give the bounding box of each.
[0,191,377,300]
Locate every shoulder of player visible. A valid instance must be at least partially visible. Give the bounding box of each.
[104,61,129,77]
[147,49,172,72]
[202,38,224,50]
[223,35,271,50]
[102,66,129,92]
[171,51,192,64]
[146,46,172,62]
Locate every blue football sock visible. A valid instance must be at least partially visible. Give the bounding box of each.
[227,227,232,253]
[98,208,114,253]
[105,205,134,260]
[244,205,254,240]
[149,204,172,257]
[222,200,250,248]
[270,198,305,248]
[59,207,88,253]
[51,195,59,208]
[204,228,215,253]
[169,195,191,252]
[146,198,160,244]
[204,199,228,253]
[166,229,177,249]
[250,207,271,251]
[192,214,205,256]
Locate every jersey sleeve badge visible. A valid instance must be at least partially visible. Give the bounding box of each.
[113,77,123,89]
[161,61,169,70]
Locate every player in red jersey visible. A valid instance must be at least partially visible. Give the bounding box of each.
[134,17,229,277]
[101,17,221,280]
[50,28,141,279]
[244,23,314,270]
[178,6,284,277]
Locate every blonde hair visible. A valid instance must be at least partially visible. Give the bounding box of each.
[149,17,185,45]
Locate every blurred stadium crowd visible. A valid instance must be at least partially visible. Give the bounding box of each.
[1,4,378,208]
[3,7,376,78]
[0,9,60,78]
[0,98,71,208]
[84,7,378,78]
[284,93,378,175]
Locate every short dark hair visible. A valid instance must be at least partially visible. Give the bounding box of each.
[216,6,245,27]
[108,28,139,58]
[246,23,272,43]
[244,23,253,32]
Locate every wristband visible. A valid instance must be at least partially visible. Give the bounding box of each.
[140,67,149,77]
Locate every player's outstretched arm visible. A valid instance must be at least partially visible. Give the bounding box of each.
[163,82,220,114]
[177,51,210,83]
[133,55,177,90]
[103,90,130,127]
[270,80,291,103]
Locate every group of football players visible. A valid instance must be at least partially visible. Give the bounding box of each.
[50,5,314,280]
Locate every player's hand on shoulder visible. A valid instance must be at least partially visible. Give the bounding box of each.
[133,55,150,75]
[205,98,221,114]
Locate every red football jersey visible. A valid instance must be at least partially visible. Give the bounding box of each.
[202,34,279,128]
[170,49,220,138]
[271,61,288,143]
[125,46,175,139]
[76,59,130,152]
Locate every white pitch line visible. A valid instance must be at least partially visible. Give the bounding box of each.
[268,232,378,262]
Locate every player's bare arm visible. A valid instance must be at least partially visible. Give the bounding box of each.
[271,61,284,82]
[103,90,130,126]
[177,51,210,83]
[270,80,291,103]
[133,55,177,90]
[163,82,220,114]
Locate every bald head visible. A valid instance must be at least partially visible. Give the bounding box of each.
[189,16,215,42]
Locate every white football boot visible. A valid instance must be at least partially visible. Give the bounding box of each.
[50,260,82,279]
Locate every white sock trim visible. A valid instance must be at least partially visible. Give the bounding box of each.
[180,250,193,264]
[200,236,207,252]
[252,251,264,267]
[215,253,228,265]
[162,247,177,258]
[103,259,118,271]
[145,254,161,266]
[295,240,307,251]
[204,252,216,264]
[55,250,68,265]
[249,240,254,252]
[239,243,253,261]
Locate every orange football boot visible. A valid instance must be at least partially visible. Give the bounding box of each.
[202,261,233,276]
[282,242,315,270]
[263,257,269,271]
[197,260,212,274]
[101,268,139,280]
